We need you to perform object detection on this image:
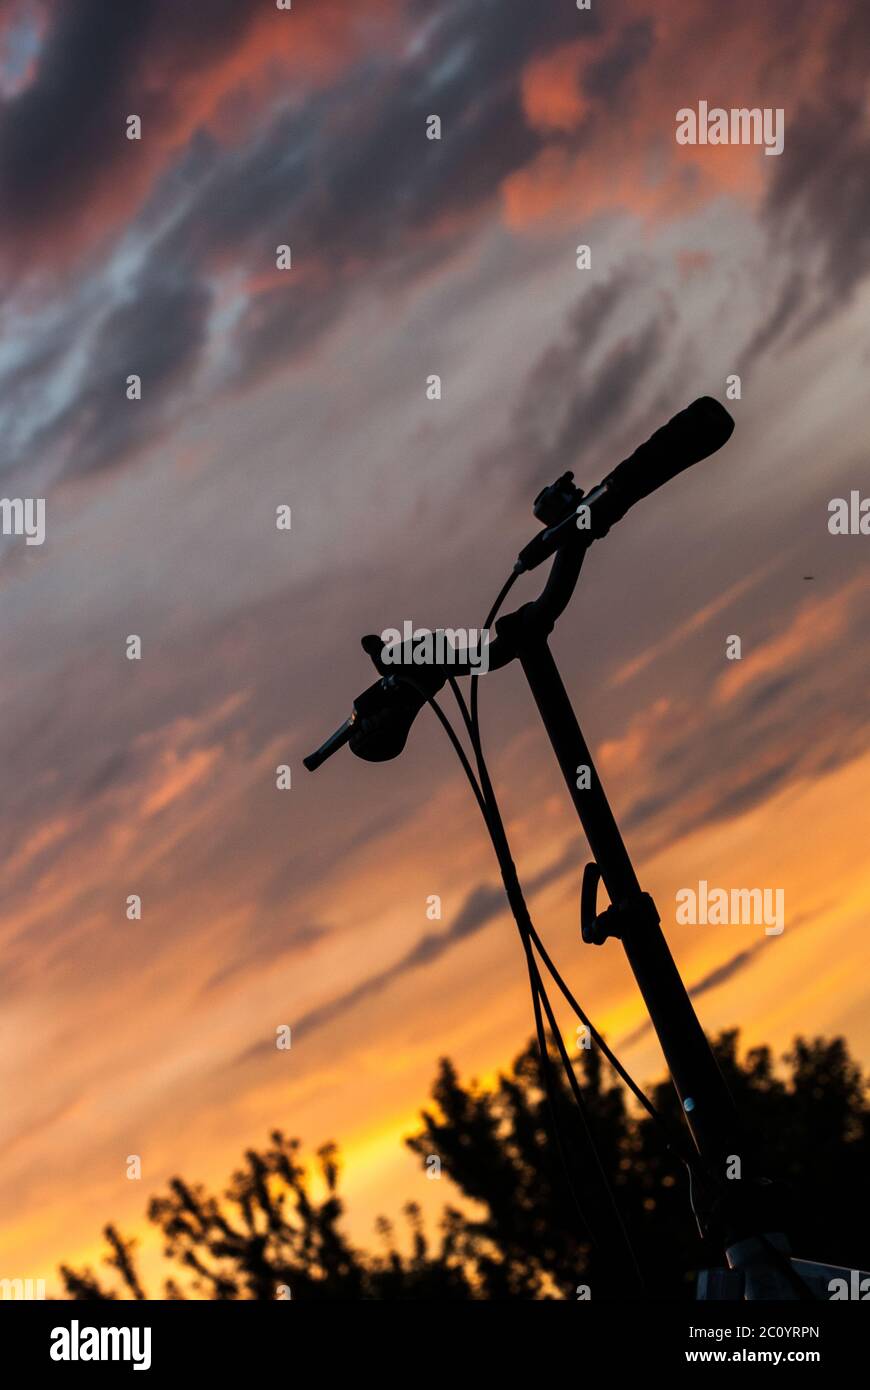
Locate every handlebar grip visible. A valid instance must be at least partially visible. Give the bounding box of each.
[604,396,734,517]
[303,715,356,771]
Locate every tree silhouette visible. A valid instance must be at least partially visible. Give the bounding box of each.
[58,1030,869,1300]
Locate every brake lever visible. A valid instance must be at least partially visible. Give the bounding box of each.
[302,713,358,772]
[304,636,448,771]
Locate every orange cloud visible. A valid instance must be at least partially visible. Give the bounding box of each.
[502,0,843,231]
[521,41,591,134]
[2,0,404,270]
[609,566,774,688]
[714,577,867,706]
[598,696,672,776]
[140,745,220,818]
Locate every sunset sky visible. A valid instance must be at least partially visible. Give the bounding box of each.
[1,0,869,1295]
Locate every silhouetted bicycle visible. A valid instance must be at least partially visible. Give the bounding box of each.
[306,398,855,1299]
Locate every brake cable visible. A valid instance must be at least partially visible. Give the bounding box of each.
[415,677,648,1291]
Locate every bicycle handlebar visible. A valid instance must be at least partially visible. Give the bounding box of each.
[304,397,734,770]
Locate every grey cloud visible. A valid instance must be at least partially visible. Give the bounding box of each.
[229,838,585,1067]
[753,2,870,346]
[583,19,655,103]
[620,575,870,858]
[203,921,328,994]
[5,0,652,484]
[617,946,761,1049]
[0,0,259,241]
[738,270,808,372]
[0,0,154,232]
[617,904,828,1050]
[502,265,673,497]
[242,879,508,1052]
[50,268,210,477]
[545,317,667,475]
